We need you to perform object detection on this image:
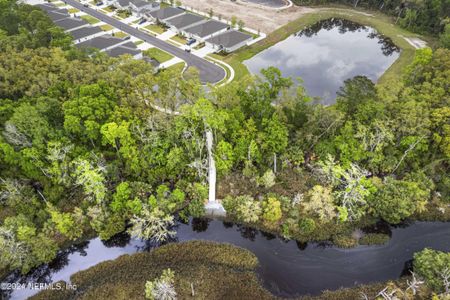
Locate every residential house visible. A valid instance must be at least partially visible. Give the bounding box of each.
[46,10,70,22]
[76,34,129,51]
[54,17,89,32]
[164,13,205,33]
[205,30,252,52]
[116,0,131,9]
[146,7,184,23]
[130,0,159,17]
[70,26,104,44]
[106,42,143,59]
[36,3,66,13]
[183,20,229,42]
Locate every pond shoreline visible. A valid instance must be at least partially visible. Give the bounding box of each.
[214,7,430,85]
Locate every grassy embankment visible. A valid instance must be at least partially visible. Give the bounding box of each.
[213,8,431,85]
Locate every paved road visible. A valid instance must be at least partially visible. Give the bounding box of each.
[66,0,226,84]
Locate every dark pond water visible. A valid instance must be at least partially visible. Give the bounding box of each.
[244,18,401,104]
[2,220,450,299]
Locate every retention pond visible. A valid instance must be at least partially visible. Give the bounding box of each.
[244,18,400,104]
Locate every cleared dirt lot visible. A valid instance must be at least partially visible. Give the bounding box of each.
[180,0,316,33]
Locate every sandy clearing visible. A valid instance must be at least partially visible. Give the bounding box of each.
[179,0,316,33]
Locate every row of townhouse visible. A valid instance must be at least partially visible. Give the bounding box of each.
[144,6,253,52]
[36,3,144,59]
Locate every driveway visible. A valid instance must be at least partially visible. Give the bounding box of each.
[64,0,226,84]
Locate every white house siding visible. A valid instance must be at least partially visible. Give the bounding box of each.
[183,27,228,42]
[226,39,251,52]
[205,37,251,53]
[65,24,90,32]
[73,31,105,44]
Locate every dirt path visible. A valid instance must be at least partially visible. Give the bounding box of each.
[180,0,316,33]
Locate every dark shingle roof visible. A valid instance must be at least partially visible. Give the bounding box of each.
[36,3,63,12]
[206,30,252,48]
[70,26,103,40]
[106,42,141,57]
[47,10,70,22]
[55,17,88,31]
[148,7,184,20]
[117,0,131,7]
[184,20,228,37]
[76,34,125,50]
[131,0,152,8]
[165,13,205,30]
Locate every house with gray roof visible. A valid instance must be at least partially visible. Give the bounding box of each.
[47,10,70,22]
[76,34,128,51]
[36,3,65,13]
[183,20,229,42]
[106,42,142,59]
[70,26,104,43]
[205,30,252,52]
[55,17,89,32]
[116,0,131,9]
[164,13,205,33]
[146,7,185,22]
[130,0,159,17]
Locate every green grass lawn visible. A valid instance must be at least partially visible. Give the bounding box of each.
[103,5,116,12]
[53,2,66,7]
[143,47,174,63]
[100,24,113,31]
[68,8,79,13]
[216,8,433,85]
[144,24,166,34]
[164,62,186,74]
[81,15,100,24]
[134,40,144,46]
[113,31,129,38]
[116,9,131,19]
[170,35,186,45]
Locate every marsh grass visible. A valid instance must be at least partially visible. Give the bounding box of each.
[31,241,273,300]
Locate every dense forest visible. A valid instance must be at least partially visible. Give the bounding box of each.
[293,0,450,38]
[0,0,449,298]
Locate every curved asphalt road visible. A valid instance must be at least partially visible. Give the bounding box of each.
[66,0,226,84]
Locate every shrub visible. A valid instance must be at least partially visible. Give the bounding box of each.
[222,195,238,215]
[298,218,316,234]
[145,268,177,300]
[359,233,390,245]
[235,195,261,223]
[414,248,450,293]
[262,197,282,224]
[302,185,337,221]
[333,234,358,248]
[257,169,276,189]
[372,177,429,224]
